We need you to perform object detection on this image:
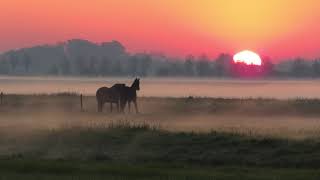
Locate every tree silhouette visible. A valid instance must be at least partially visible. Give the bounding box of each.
[139,55,152,77]
[8,53,19,73]
[99,56,110,76]
[261,58,274,76]
[0,59,9,74]
[291,58,310,77]
[215,53,232,77]
[23,53,31,73]
[75,56,90,75]
[128,56,138,76]
[1,39,320,78]
[111,60,123,76]
[312,60,320,77]
[60,55,70,75]
[184,55,195,76]
[49,64,59,75]
[89,56,98,76]
[196,54,211,76]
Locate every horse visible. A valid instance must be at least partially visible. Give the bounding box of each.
[96,84,126,112]
[122,78,140,113]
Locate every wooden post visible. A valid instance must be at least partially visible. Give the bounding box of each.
[0,92,3,106]
[80,94,83,112]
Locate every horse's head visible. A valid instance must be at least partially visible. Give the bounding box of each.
[132,78,140,91]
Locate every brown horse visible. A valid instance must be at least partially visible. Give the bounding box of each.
[122,78,140,113]
[96,84,125,112]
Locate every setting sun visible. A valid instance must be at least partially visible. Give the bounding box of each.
[233,50,262,66]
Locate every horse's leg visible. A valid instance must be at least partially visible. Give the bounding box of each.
[120,100,124,113]
[122,100,127,113]
[100,102,104,112]
[97,101,101,112]
[122,102,126,113]
[119,99,125,113]
[134,100,139,114]
[116,102,120,113]
[110,103,113,112]
[128,101,131,113]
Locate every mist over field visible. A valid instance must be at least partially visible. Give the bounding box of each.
[1,76,320,99]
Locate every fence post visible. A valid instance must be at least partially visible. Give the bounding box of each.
[0,92,3,106]
[80,94,83,112]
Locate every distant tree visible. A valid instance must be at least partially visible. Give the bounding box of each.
[89,56,98,76]
[48,64,59,75]
[128,56,138,76]
[196,54,211,76]
[214,53,232,77]
[0,58,9,74]
[111,60,123,76]
[156,67,170,76]
[22,53,31,73]
[99,56,110,76]
[291,58,310,77]
[169,61,184,76]
[60,56,70,75]
[75,56,89,75]
[261,58,275,77]
[8,53,19,72]
[139,55,152,77]
[312,60,320,77]
[184,55,195,76]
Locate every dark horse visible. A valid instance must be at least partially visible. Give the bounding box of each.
[96,78,140,113]
[122,78,140,113]
[96,84,126,112]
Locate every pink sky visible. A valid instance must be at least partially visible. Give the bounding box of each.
[1,0,320,61]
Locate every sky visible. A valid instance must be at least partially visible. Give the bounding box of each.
[1,0,320,61]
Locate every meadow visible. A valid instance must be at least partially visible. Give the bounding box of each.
[1,93,320,179]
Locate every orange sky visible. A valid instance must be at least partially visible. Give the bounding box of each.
[1,0,320,60]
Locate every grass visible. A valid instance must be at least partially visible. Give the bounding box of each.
[0,159,319,180]
[2,123,320,168]
[3,93,320,115]
[0,125,320,179]
[1,94,320,179]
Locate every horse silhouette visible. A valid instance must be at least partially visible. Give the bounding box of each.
[96,78,140,113]
[96,83,126,112]
[122,78,140,113]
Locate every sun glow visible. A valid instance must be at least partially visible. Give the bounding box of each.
[233,50,262,66]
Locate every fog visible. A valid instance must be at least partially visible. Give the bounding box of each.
[1,76,320,99]
[2,110,320,140]
[0,87,320,144]
[1,76,320,141]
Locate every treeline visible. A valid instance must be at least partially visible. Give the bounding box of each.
[0,39,320,78]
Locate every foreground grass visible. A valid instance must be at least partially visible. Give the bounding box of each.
[3,124,320,168]
[0,159,319,180]
[0,123,320,179]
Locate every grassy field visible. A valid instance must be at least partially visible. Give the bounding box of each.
[1,94,320,179]
[0,125,320,179]
[0,159,320,180]
[2,94,320,138]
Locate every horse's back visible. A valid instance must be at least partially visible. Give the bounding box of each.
[96,87,109,98]
[111,84,126,93]
[96,86,119,103]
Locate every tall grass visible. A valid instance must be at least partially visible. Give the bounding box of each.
[0,122,318,169]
